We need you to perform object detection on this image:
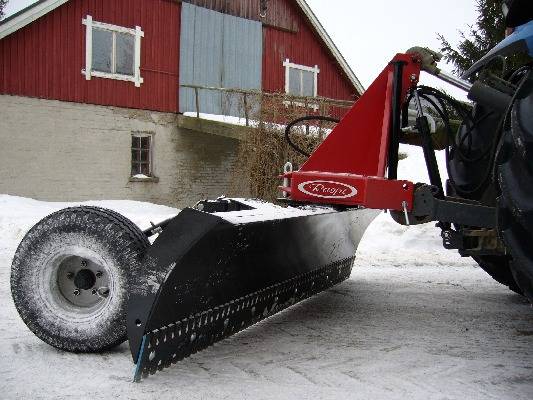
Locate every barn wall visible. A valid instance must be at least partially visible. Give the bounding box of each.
[0,0,358,111]
[0,0,181,113]
[262,0,357,101]
[0,95,239,208]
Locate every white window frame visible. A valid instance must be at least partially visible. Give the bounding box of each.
[283,59,319,97]
[82,15,144,87]
[283,59,320,110]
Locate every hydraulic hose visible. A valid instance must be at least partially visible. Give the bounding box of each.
[284,115,340,157]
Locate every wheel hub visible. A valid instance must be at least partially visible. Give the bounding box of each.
[73,269,96,290]
[57,255,110,308]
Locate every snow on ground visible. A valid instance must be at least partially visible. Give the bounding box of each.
[0,145,532,399]
[0,195,178,256]
[357,144,468,268]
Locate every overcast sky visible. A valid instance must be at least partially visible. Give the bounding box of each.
[5,0,478,97]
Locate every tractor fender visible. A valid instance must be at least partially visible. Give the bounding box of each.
[463,20,533,79]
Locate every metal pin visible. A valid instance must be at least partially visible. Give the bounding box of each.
[282,162,293,198]
[402,201,410,226]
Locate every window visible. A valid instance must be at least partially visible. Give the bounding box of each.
[283,59,319,98]
[131,133,154,178]
[82,16,144,87]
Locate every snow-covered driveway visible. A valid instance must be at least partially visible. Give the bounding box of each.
[0,194,531,399]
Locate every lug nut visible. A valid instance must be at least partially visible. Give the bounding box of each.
[81,260,88,267]
[97,287,110,298]
[66,272,74,280]
[73,289,81,296]
[91,289,97,295]
[96,271,103,278]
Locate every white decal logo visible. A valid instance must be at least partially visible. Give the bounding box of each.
[298,180,358,199]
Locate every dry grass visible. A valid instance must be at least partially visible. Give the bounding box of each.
[228,93,351,202]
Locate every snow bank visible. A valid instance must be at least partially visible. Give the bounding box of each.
[0,195,178,254]
[0,143,470,270]
[356,144,473,268]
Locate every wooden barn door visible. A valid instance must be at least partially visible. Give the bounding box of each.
[179,2,262,117]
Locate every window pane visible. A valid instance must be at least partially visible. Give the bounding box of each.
[288,68,301,96]
[92,29,113,73]
[116,33,135,76]
[141,137,150,149]
[132,149,139,162]
[131,163,140,176]
[301,70,315,97]
[140,150,149,162]
[132,136,141,149]
[140,163,150,176]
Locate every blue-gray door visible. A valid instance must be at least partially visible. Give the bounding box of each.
[179,3,263,117]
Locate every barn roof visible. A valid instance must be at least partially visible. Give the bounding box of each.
[0,0,364,94]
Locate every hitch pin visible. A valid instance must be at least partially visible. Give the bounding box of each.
[282,162,293,198]
[402,201,410,226]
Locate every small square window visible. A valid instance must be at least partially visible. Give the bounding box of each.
[131,133,154,178]
[284,59,320,98]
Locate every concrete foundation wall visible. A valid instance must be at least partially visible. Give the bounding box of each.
[0,95,241,208]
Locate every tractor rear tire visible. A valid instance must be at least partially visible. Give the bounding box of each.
[10,207,149,352]
[447,103,522,295]
[473,256,523,295]
[496,79,533,302]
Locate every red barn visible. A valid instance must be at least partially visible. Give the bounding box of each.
[0,0,363,207]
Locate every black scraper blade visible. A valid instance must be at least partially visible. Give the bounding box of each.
[126,199,377,381]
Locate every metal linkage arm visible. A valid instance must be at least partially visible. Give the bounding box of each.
[411,185,497,229]
[407,46,473,92]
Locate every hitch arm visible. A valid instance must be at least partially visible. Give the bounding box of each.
[411,185,497,228]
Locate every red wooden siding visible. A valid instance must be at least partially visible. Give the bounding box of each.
[262,0,357,102]
[0,0,357,113]
[0,0,181,113]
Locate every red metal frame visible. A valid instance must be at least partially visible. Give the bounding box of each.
[280,54,421,212]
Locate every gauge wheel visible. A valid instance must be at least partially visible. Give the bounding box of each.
[10,207,149,352]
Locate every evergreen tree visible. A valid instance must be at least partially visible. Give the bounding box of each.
[438,0,507,75]
[0,0,8,21]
